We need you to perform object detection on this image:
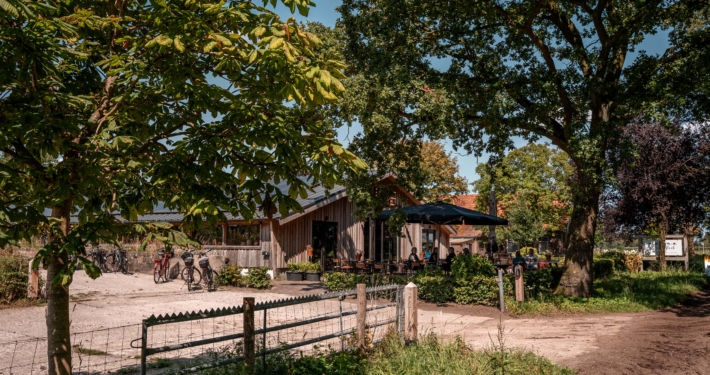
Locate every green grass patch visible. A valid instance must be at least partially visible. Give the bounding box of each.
[194,333,573,375]
[508,269,708,316]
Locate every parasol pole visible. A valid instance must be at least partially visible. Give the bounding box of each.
[437,223,442,266]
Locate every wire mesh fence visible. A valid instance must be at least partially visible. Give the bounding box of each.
[0,323,143,375]
[0,284,404,375]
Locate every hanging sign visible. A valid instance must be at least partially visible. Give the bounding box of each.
[664,239,683,256]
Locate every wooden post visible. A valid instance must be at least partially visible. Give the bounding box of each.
[497,268,505,312]
[243,297,255,374]
[403,282,418,342]
[395,285,405,337]
[356,283,366,353]
[514,265,524,302]
[27,260,39,299]
[140,321,148,375]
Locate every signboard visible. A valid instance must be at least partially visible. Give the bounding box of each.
[643,240,659,256]
[664,239,683,256]
[705,256,710,277]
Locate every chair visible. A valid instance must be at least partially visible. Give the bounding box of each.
[340,259,354,274]
[373,263,385,274]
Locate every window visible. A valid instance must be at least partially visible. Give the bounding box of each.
[196,225,223,246]
[226,225,260,246]
[538,236,549,252]
[422,229,436,254]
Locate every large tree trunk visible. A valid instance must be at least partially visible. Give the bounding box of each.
[557,172,600,297]
[47,203,72,375]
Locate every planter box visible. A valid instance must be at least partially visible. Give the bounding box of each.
[305,272,321,282]
[286,272,304,281]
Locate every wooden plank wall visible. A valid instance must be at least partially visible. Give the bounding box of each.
[206,223,271,268]
[272,197,363,269]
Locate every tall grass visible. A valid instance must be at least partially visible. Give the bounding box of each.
[508,269,708,316]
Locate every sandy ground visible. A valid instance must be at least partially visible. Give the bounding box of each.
[1,271,708,374]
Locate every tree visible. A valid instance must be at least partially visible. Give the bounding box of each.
[419,141,469,202]
[501,193,548,248]
[472,143,572,233]
[602,121,710,270]
[338,0,710,296]
[0,1,363,373]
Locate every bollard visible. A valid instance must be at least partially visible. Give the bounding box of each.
[514,265,524,302]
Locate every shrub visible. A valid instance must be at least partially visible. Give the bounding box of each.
[220,265,243,287]
[598,251,628,272]
[305,262,322,273]
[0,253,29,304]
[593,259,615,279]
[322,272,356,291]
[413,268,453,303]
[523,267,565,297]
[623,253,642,273]
[451,254,495,280]
[287,262,318,273]
[452,276,509,306]
[243,267,271,289]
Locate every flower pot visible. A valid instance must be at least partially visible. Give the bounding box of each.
[356,254,362,261]
[307,249,314,256]
[286,272,304,281]
[305,272,321,282]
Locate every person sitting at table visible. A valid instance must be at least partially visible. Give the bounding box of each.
[524,248,539,270]
[462,247,471,256]
[442,247,456,272]
[512,251,526,267]
[428,251,438,265]
[408,247,420,270]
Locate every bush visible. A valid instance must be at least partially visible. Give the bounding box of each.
[523,267,565,297]
[0,253,29,304]
[451,254,495,280]
[593,259,615,279]
[220,265,243,287]
[322,272,357,291]
[453,276,511,306]
[305,262,322,273]
[243,267,271,289]
[413,268,453,303]
[598,251,628,272]
[287,262,320,273]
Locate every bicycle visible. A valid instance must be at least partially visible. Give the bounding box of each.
[89,245,110,273]
[180,249,201,290]
[153,248,172,284]
[107,247,129,274]
[197,249,220,291]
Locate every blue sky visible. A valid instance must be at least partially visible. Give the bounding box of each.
[272,1,672,191]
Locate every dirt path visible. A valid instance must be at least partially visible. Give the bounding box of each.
[0,272,707,374]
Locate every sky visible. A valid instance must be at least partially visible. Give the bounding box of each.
[271,1,673,191]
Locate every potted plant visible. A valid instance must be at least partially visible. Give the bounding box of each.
[355,249,363,261]
[286,263,304,281]
[306,244,314,257]
[305,262,322,281]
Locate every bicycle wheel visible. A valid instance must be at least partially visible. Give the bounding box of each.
[121,257,129,274]
[153,266,161,284]
[181,267,201,289]
[209,271,220,291]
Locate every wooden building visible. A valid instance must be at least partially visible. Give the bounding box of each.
[85,176,455,271]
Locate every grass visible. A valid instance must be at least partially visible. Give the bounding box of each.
[507,269,708,316]
[72,345,107,356]
[192,332,574,375]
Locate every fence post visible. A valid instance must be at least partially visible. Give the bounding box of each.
[497,268,505,312]
[356,284,366,353]
[514,265,524,302]
[27,260,39,299]
[140,321,147,375]
[395,285,405,338]
[244,297,255,375]
[403,282,418,342]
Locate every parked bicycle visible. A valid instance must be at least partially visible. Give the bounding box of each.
[180,249,201,291]
[89,245,110,273]
[197,249,220,291]
[153,248,173,283]
[107,246,129,274]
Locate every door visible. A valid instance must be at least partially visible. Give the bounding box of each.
[312,221,338,268]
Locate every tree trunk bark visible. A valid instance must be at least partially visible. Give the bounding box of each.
[47,202,73,375]
[658,215,667,271]
[557,171,600,297]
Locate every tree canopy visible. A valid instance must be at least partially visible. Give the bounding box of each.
[0,1,362,373]
[473,143,572,233]
[602,121,710,267]
[338,0,710,296]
